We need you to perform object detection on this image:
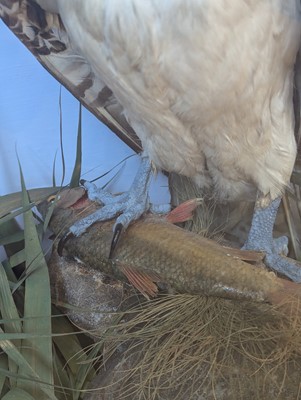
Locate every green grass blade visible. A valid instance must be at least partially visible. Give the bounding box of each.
[52,150,58,188]
[0,352,9,396]
[0,219,24,247]
[52,347,73,400]
[16,162,54,398]
[0,207,34,227]
[0,232,24,247]
[0,262,22,387]
[73,342,100,398]
[0,327,57,400]
[1,261,17,284]
[0,220,24,272]
[90,153,134,184]
[70,103,82,188]
[9,250,26,269]
[52,314,86,377]
[2,387,36,400]
[43,195,59,233]
[59,88,66,187]
[0,188,59,219]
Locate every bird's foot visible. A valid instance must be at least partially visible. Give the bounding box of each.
[58,155,169,257]
[243,233,301,281]
[242,195,301,282]
[71,178,151,238]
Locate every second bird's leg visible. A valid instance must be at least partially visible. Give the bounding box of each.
[242,193,301,282]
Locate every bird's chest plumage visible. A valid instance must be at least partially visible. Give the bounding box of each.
[59,0,301,200]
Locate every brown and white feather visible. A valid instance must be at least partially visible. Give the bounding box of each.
[0,0,142,152]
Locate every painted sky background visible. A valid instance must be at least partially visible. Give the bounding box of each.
[0,21,169,203]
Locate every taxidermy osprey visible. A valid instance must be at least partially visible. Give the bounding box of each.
[1,1,301,280]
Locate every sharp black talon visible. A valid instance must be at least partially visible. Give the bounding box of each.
[80,179,86,186]
[57,231,75,256]
[109,223,124,259]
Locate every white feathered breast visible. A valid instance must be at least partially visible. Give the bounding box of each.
[32,0,301,200]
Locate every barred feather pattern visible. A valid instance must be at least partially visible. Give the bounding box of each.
[0,0,141,152]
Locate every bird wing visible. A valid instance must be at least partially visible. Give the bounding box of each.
[0,0,142,152]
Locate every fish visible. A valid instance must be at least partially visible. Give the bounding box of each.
[41,190,301,309]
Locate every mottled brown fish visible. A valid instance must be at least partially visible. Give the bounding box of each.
[44,194,301,309]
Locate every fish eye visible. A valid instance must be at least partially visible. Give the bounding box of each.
[47,194,60,204]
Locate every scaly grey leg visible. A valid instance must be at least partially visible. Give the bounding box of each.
[243,194,301,282]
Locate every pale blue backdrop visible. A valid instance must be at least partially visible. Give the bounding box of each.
[0,21,169,202]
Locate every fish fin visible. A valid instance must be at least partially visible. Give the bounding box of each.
[118,265,161,299]
[165,198,202,224]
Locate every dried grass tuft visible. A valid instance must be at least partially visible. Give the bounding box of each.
[88,294,301,400]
